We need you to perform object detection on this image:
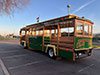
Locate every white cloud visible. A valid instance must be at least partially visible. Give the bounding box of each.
[73,0,95,14]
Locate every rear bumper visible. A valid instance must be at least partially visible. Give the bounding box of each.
[74,47,93,51]
[74,47,93,59]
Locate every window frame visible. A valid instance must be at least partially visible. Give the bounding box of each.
[60,27,74,37]
[75,20,93,37]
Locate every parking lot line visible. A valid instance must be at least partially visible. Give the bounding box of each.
[0,58,10,75]
[0,50,19,53]
[78,64,94,72]
[3,54,28,59]
[9,60,49,70]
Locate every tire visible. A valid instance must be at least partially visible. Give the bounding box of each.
[87,50,92,56]
[24,42,28,49]
[47,48,56,59]
[75,53,79,59]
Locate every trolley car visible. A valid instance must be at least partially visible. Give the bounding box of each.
[20,14,94,61]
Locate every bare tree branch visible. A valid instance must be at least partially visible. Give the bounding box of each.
[0,0,30,15]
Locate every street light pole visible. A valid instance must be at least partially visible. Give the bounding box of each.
[67,5,71,15]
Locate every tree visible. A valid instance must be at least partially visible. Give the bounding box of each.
[0,0,29,15]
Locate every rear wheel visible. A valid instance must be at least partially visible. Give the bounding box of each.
[75,53,79,59]
[47,48,56,59]
[87,50,92,56]
[24,42,28,49]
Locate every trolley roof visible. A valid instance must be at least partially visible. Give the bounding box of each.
[21,14,93,30]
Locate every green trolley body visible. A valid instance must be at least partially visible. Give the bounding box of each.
[74,37,92,50]
[20,14,93,61]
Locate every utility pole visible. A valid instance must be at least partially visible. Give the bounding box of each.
[67,4,71,37]
[67,5,71,15]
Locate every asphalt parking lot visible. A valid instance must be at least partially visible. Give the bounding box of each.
[0,40,100,75]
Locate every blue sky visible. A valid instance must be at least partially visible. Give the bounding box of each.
[0,0,99,35]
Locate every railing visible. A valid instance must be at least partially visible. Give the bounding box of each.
[51,36,74,50]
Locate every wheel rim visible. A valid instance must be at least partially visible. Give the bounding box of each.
[76,53,79,59]
[88,52,91,56]
[48,49,54,57]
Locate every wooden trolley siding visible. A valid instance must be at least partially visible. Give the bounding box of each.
[20,14,94,61]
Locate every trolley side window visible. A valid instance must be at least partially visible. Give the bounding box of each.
[61,27,74,37]
[89,25,92,36]
[84,24,89,35]
[76,24,83,35]
[76,21,93,37]
[21,30,25,35]
[51,29,57,37]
